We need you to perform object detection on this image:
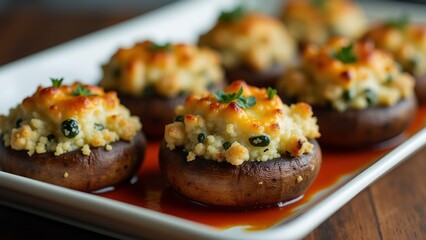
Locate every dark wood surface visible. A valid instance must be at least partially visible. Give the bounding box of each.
[1,5,426,240]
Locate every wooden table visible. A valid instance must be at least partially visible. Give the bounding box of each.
[1,6,426,240]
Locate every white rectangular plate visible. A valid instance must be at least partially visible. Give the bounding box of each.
[0,0,426,239]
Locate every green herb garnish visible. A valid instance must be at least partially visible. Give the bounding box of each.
[332,44,358,64]
[364,89,377,106]
[237,96,256,108]
[267,87,277,100]
[149,42,172,52]
[387,14,409,30]
[72,84,96,97]
[51,78,64,88]
[214,87,243,103]
[219,6,245,22]
[214,87,257,109]
[94,123,104,131]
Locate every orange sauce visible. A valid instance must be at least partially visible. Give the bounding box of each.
[99,106,426,230]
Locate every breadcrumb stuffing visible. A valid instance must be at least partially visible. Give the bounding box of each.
[164,81,320,165]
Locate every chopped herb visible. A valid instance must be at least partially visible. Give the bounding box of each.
[72,84,96,97]
[50,78,64,88]
[214,87,243,103]
[47,134,55,141]
[263,148,269,152]
[197,133,206,143]
[249,135,270,147]
[61,119,80,138]
[387,14,409,30]
[214,87,257,109]
[149,42,172,52]
[219,6,245,22]
[364,89,377,106]
[15,119,23,128]
[237,96,257,108]
[223,141,231,150]
[267,87,277,100]
[332,44,358,64]
[94,123,104,131]
[343,89,355,101]
[174,115,184,122]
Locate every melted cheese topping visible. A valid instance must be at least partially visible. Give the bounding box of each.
[99,41,223,97]
[277,37,415,112]
[282,0,366,45]
[164,81,320,166]
[199,12,296,71]
[364,23,426,75]
[0,82,141,156]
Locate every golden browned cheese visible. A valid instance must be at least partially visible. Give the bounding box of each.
[364,23,426,75]
[277,37,415,112]
[164,81,320,166]
[282,0,366,45]
[99,41,223,97]
[0,82,141,156]
[199,12,296,71]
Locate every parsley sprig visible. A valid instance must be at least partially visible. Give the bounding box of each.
[387,14,409,30]
[214,87,256,109]
[50,78,64,88]
[149,42,172,52]
[72,84,97,97]
[219,6,245,22]
[332,44,358,64]
[267,87,277,100]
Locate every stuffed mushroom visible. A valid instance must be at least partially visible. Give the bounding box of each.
[99,41,224,139]
[160,81,321,208]
[0,80,145,192]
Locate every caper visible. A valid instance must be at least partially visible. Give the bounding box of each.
[15,119,23,128]
[197,133,205,143]
[61,119,80,138]
[223,141,231,150]
[174,115,184,122]
[249,135,270,147]
[343,89,355,101]
[47,134,55,141]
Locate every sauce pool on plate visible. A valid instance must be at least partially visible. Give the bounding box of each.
[98,106,426,230]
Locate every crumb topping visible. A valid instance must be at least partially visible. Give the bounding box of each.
[364,22,426,75]
[199,12,296,71]
[99,41,223,97]
[0,82,141,156]
[277,37,415,111]
[282,0,367,45]
[164,81,320,165]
